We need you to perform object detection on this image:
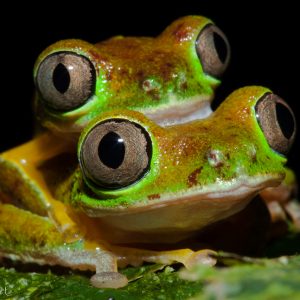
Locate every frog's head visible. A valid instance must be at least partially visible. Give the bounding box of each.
[66,86,295,238]
[33,16,230,137]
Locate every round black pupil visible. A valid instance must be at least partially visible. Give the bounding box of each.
[276,103,295,139]
[53,63,70,94]
[213,32,227,63]
[98,131,125,169]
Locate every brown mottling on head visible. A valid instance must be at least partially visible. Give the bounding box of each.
[148,194,161,200]
[137,70,145,80]
[187,167,203,188]
[166,62,174,68]
[120,68,129,77]
[243,107,251,114]
[180,81,188,90]
[148,90,161,100]
[105,69,113,81]
[89,50,102,61]
[172,23,192,43]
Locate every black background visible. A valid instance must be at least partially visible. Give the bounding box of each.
[1,2,299,177]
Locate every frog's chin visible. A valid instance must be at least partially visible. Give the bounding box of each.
[144,96,212,126]
[79,175,283,244]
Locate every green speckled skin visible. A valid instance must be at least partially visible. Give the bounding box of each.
[33,16,219,134]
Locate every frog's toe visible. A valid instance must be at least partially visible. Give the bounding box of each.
[185,249,217,269]
[90,272,128,288]
[284,200,300,230]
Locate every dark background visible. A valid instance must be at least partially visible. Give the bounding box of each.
[1,2,299,177]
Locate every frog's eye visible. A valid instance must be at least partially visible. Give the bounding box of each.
[255,93,296,154]
[36,52,96,111]
[196,24,230,78]
[79,119,152,190]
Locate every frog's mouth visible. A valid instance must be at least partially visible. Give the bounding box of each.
[144,97,213,126]
[37,96,213,136]
[77,175,283,244]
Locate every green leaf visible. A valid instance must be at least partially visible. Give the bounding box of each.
[1,232,300,299]
[0,265,203,300]
[181,256,300,300]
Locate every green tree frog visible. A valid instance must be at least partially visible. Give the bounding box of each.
[0,86,297,288]
[33,15,230,136]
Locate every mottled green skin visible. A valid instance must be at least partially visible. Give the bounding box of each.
[70,86,286,210]
[33,16,219,133]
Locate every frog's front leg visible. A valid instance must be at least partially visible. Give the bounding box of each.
[0,134,129,288]
[260,168,300,234]
[0,203,216,289]
[111,246,216,271]
[0,203,128,288]
[0,132,81,235]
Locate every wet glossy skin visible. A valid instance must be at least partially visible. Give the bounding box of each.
[33,15,230,136]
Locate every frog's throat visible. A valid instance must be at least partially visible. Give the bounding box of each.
[144,97,212,126]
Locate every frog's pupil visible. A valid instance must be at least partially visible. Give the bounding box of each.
[276,103,295,139]
[98,131,125,169]
[213,32,227,63]
[53,63,70,94]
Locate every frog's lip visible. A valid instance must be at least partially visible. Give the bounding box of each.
[82,174,284,217]
[40,95,213,135]
[144,96,212,126]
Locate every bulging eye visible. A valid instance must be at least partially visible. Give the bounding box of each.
[36,52,96,111]
[255,93,296,154]
[196,24,230,78]
[79,119,152,190]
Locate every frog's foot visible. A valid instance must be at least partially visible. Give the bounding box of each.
[90,272,128,288]
[266,199,300,230]
[260,173,300,233]
[284,200,300,230]
[0,203,128,289]
[112,246,217,270]
[52,247,128,288]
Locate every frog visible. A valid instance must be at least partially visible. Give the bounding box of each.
[0,86,297,288]
[33,15,230,139]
